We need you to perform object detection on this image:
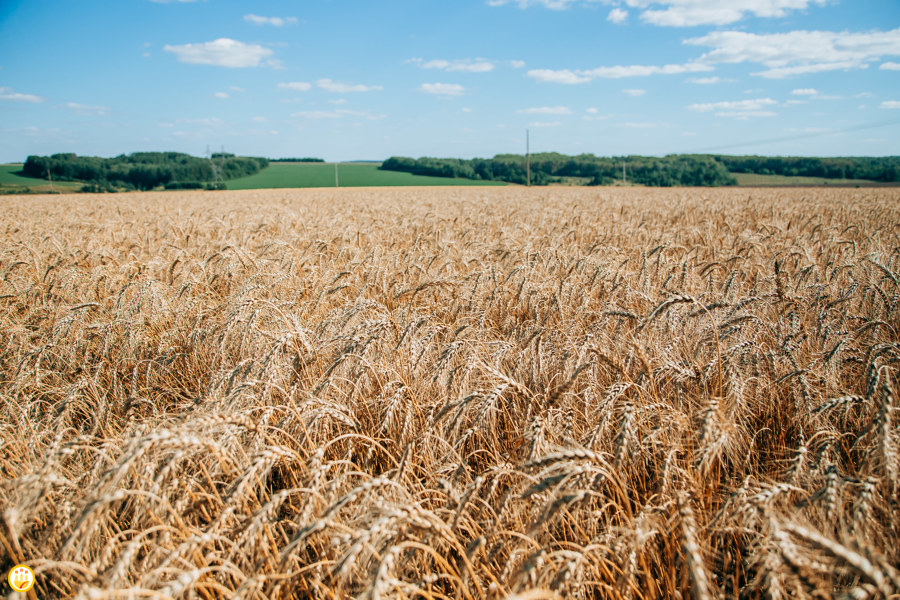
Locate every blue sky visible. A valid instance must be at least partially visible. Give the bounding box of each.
[1,0,899,162]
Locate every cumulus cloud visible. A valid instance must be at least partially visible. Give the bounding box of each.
[0,87,44,103]
[685,27,900,78]
[687,76,725,84]
[65,102,109,115]
[414,58,496,72]
[607,8,628,23]
[278,82,312,91]
[244,14,298,26]
[292,109,386,120]
[516,106,572,114]
[881,100,900,109]
[164,38,274,68]
[214,92,229,99]
[317,78,383,93]
[688,97,778,117]
[688,98,777,111]
[791,88,818,96]
[487,0,608,9]
[881,62,900,70]
[419,83,466,96]
[623,88,646,96]
[488,0,826,23]
[527,69,592,84]
[529,61,710,84]
[583,63,712,77]
[626,0,826,27]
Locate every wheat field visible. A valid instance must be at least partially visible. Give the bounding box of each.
[1,187,898,599]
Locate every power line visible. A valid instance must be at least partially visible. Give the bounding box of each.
[688,118,900,154]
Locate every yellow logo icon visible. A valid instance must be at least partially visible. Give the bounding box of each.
[8,565,35,592]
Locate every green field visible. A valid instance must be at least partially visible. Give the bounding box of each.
[732,172,891,187]
[0,164,83,193]
[226,162,506,190]
[8,161,896,193]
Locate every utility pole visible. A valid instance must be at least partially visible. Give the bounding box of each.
[526,129,531,187]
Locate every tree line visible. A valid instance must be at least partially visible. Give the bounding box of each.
[382,153,900,186]
[269,157,325,163]
[381,153,737,186]
[22,152,269,192]
[711,155,900,182]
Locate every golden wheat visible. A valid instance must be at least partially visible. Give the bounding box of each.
[1,186,899,599]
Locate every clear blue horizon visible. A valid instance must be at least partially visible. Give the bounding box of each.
[1,0,899,163]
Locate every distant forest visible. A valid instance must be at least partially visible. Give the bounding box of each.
[381,154,900,186]
[713,155,900,181]
[22,152,269,191]
[269,157,324,163]
[18,151,900,191]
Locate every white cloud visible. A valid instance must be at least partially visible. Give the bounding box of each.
[293,109,385,120]
[791,88,818,96]
[510,60,526,68]
[292,111,342,120]
[214,92,229,99]
[688,97,778,117]
[244,14,297,26]
[516,106,572,114]
[251,116,268,122]
[687,76,724,84]
[607,8,628,23]
[179,117,224,126]
[164,38,274,68]
[230,86,246,92]
[754,61,862,78]
[419,83,466,96]
[627,0,826,27]
[623,88,646,96]
[881,101,900,109]
[716,111,777,118]
[65,102,109,115]
[317,78,383,93]
[881,62,900,70]
[278,81,312,91]
[329,98,349,105]
[487,0,609,9]
[530,121,563,127]
[0,87,44,103]
[417,58,496,72]
[685,27,900,78]
[527,69,592,84]
[688,98,778,112]
[529,61,710,84]
[583,62,712,78]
